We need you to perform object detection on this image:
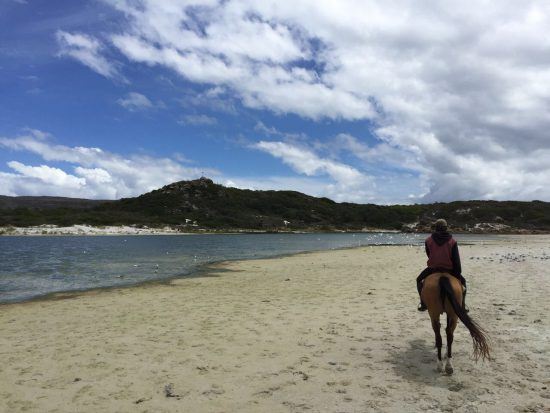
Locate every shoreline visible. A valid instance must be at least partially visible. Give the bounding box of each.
[1,238,549,412]
[0,242,420,306]
[1,234,546,306]
[2,224,549,236]
[0,226,402,236]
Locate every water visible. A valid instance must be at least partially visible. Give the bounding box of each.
[0,232,502,303]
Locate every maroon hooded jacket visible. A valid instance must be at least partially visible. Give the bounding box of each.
[425,232,462,276]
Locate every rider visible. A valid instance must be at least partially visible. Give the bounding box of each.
[417,218,468,311]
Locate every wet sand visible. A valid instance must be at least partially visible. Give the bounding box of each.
[1,237,549,412]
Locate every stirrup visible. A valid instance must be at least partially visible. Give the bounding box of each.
[418,303,427,311]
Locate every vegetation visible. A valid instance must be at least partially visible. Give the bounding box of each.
[1,178,549,232]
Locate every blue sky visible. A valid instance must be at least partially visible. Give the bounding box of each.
[2,1,550,203]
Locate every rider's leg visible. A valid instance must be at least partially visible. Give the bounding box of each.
[416,275,423,295]
[417,269,430,311]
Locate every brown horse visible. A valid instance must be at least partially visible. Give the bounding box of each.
[421,273,490,374]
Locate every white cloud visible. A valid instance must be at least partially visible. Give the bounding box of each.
[87,0,550,201]
[0,130,218,199]
[74,167,112,184]
[253,141,368,185]
[56,30,122,80]
[219,173,417,204]
[180,86,238,115]
[224,175,336,196]
[251,140,381,203]
[250,138,430,203]
[178,114,218,126]
[224,179,239,188]
[20,128,51,140]
[7,161,85,189]
[332,133,426,175]
[107,1,375,120]
[117,92,154,111]
[0,129,418,204]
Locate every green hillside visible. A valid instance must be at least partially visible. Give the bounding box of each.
[1,178,549,232]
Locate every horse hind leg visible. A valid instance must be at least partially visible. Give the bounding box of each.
[431,318,443,372]
[445,315,458,375]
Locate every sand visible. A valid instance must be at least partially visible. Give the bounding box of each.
[1,236,549,413]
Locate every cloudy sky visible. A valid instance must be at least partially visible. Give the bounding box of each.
[1,0,550,204]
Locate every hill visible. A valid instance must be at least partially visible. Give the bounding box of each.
[1,177,549,233]
[0,195,108,210]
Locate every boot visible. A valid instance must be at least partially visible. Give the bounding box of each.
[417,279,427,311]
[418,300,427,311]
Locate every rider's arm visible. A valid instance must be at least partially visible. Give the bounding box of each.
[452,243,462,275]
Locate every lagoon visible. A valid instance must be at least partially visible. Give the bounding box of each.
[0,232,503,303]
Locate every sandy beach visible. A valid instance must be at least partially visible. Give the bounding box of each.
[1,237,549,413]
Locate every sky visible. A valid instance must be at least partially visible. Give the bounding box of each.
[1,0,550,204]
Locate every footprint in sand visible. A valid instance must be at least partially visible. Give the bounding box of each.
[201,384,225,397]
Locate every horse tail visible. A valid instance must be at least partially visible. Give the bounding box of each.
[439,276,491,361]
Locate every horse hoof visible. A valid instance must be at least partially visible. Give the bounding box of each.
[445,361,454,375]
[437,360,444,372]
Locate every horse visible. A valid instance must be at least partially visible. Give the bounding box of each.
[421,272,490,374]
